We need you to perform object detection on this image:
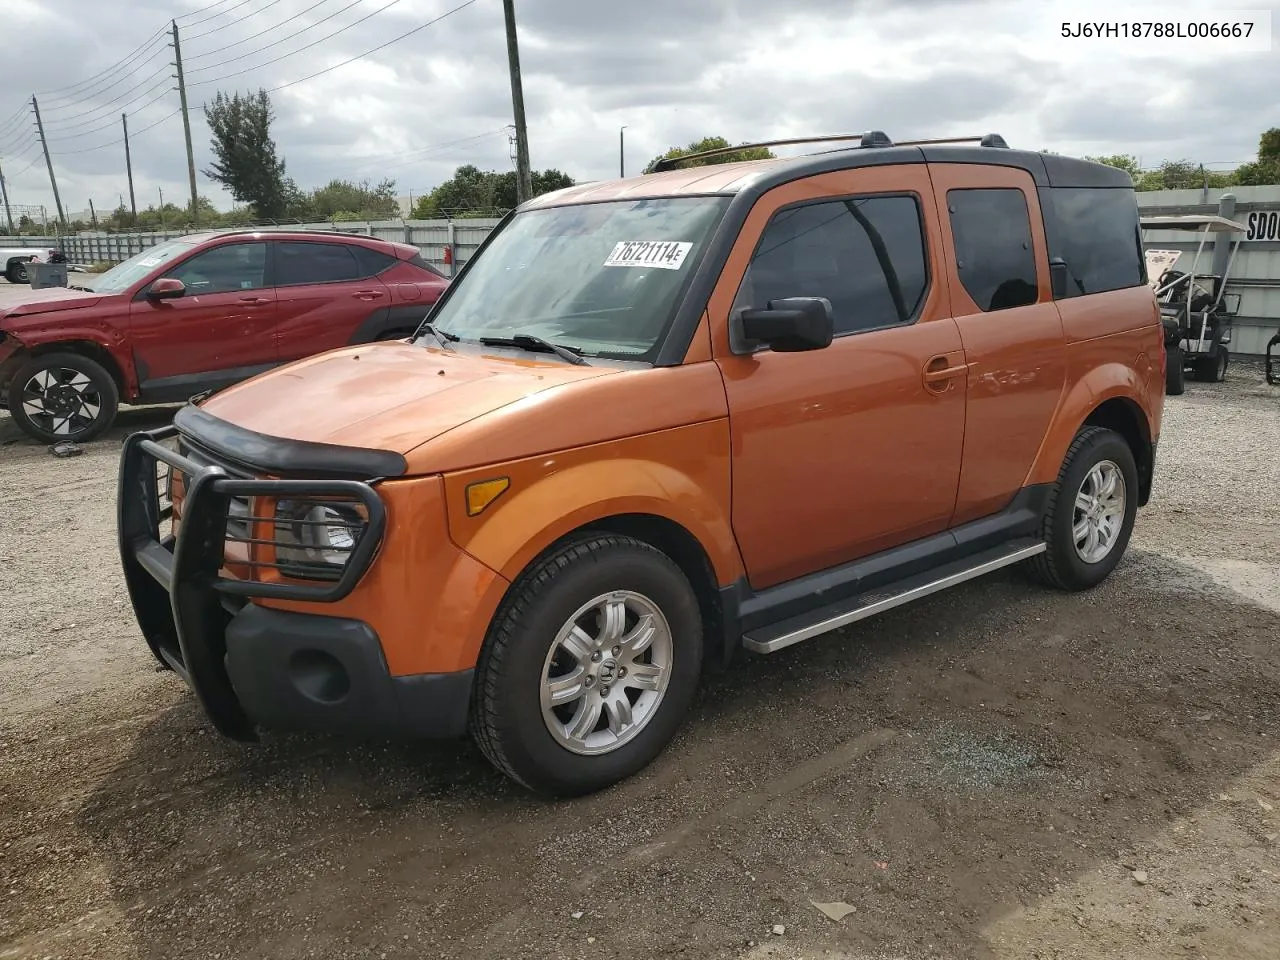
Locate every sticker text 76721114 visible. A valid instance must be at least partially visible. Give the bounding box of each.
[603,241,693,270]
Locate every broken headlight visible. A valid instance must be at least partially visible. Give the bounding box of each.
[272,499,368,580]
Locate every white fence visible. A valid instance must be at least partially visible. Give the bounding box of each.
[3,218,502,275]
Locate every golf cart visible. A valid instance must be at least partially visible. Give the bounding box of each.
[1142,214,1247,395]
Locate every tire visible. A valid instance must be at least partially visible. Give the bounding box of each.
[5,259,30,284]
[470,534,704,797]
[5,351,120,444]
[1025,426,1139,592]
[1193,348,1228,383]
[1165,344,1185,395]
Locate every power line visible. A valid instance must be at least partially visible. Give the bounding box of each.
[189,0,404,81]
[41,65,173,129]
[45,89,174,142]
[36,30,170,102]
[185,0,291,41]
[186,0,338,61]
[49,109,180,157]
[265,0,481,94]
[180,0,258,31]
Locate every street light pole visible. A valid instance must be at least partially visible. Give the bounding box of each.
[620,125,627,178]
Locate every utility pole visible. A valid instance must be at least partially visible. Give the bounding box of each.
[502,0,532,204]
[172,20,199,227]
[31,96,66,227]
[159,187,165,231]
[0,159,14,234]
[89,198,98,228]
[123,113,138,226]
[620,125,627,178]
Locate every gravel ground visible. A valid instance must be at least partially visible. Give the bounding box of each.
[1,362,1279,960]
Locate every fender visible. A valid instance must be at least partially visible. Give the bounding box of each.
[1023,359,1156,490]
[0,323,137,396]
[441,419,743,589]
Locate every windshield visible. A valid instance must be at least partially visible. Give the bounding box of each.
[85,239,197,294]
[427,197,731,362]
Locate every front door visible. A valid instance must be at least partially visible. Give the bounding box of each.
[711,167,968,590]
[129,239,277,400]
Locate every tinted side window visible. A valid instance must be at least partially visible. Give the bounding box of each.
[350,244,400,277]
[169,242,267,294]
[947,188,1038,311]
[1040,187,1144,296]
[740,195,929,335]
[276,242,362,286]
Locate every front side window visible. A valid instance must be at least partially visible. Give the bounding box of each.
[168,242,268,294]
[947,188,1039,312]
[428,197,732,362]
[737,194,929,335]
[275,241,364,286]
[87,240,196,294]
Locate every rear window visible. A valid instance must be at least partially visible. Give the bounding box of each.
[1040,187,1145,297]
[947,188,1039,312]
[408,253,446,278]
[351,244,401,277]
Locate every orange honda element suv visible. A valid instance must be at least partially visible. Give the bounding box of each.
[118,132,1164,797]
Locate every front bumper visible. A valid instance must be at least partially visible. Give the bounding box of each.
[117,423,472,742]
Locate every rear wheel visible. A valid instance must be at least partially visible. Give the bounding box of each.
[1193,348,1228,383]
[5,259,30,284]
[6,352,119,443]
[1026,426,1138,592]
[470,534,704,797]
[1165,344,1185,395]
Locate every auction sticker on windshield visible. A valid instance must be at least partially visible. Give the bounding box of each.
[603,241,692,270]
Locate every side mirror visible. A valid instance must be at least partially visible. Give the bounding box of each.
[147,277,185,300]
[737,297,834,353]
[1048,258,1070,299]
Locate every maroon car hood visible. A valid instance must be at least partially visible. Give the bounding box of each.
[0,287,105,319]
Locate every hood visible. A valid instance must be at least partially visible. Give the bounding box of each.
[0,286,105,321]
[196,341,616,455]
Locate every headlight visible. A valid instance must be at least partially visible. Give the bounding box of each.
[273,499,368,580]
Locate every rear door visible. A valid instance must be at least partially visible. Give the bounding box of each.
[128,239,277,399]
[272,240,394,362]
[925,163,1067,527]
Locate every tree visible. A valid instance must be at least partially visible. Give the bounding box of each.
[410,165,576,218]
[646,135,776,172]
[1083,154,1142,182]
[202,89,288,218]
[1234,127,1280,186]
[308,178,400,220]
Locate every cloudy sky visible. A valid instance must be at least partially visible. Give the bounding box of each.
[0,0,1275,220]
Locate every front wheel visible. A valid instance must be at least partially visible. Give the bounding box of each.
[470,534,704,797]
[5,352,120,443]
[1026,426,1139,592]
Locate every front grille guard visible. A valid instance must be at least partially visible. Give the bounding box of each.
[117,423,388,741]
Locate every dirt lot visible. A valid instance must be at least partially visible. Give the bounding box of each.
[2,364,1279,960]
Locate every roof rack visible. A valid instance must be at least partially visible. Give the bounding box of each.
[647,131,1010,172]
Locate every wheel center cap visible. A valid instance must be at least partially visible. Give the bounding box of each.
[597,658,618,684]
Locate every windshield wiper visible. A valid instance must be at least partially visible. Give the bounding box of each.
[417,322,459,349]
[479,333,590,366]
[68,284,94,292]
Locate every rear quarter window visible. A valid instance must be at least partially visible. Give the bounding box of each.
[1039,186,1145,296]
[350,244,401,277]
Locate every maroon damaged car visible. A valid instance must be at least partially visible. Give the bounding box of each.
[0,230,449,443]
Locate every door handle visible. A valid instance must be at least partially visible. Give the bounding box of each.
[923,355,968,387]
[239,296,271,304]
[353,289,386,300]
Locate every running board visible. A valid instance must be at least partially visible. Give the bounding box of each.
[742,539,1047,654]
